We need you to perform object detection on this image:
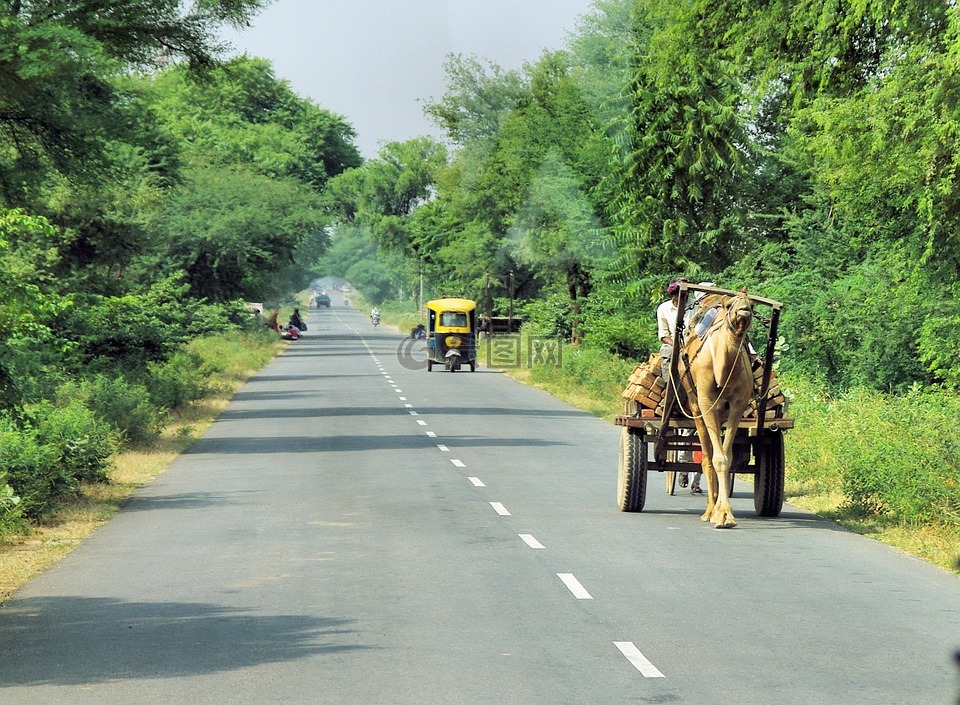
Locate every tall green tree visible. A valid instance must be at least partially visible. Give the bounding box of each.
[149,165,325,300]
[0,0,269,205]
[0,209,67,408]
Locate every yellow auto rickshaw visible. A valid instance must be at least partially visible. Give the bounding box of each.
[425,298,478,372]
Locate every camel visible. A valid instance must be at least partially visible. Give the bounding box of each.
[679,290,755,528]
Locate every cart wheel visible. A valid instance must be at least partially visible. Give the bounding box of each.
[754,431,785,517]
[665,471,676,495]
[617,427,647,512]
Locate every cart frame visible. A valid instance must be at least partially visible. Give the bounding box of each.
[615,283,793,517]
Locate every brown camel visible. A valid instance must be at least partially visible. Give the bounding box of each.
[679,291,755,528]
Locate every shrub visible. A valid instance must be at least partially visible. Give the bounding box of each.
[0,480,23,536]
[0,416,68,519]
[145,349,212,410]
[59,375,165,446]
[785,377,960,527]
[23,400,116,484]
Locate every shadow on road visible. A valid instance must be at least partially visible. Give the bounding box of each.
[219,404,590,420]
[184,433,568,455]
[0,597,370,686]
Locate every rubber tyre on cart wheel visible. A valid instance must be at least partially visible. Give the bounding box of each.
[754,431,785,517]
[617,427,647,512]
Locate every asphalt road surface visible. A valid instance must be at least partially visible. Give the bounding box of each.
[1,303,958,704]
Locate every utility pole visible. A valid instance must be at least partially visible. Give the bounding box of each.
[508,270,515,332]
[418,258,424,315]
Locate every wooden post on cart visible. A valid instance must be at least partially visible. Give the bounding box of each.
[656,286,691,494]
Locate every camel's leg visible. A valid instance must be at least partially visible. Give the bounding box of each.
[692,416,718,522]
[710,398,752,528]
[696,402,736,528]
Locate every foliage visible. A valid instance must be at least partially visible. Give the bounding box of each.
[785,376,960,529]
[145,350,213,410]
[0,400,115,519]
[0,0,268,205]
[0,417,61,519]
[0,480,22,535]
[144,57,361,189]
[58,376,165,447]
[423,54,526,145]
[0,210,67,409]
[23,401,116,484]
[149,165,326,300]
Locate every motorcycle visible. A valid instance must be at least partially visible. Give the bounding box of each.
[371,312,380,328]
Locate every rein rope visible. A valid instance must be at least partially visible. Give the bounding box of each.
[669,294,751,421]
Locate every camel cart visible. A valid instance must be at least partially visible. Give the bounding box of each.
[614,283,794,517]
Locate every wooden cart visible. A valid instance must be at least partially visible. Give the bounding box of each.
[615,284,794,517]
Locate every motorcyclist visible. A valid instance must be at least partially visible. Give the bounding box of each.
[370,307,380,326]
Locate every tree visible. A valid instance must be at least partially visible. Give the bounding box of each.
[150,165,326,300]
[0,209,67,408]
[324,138,447,257]
[423,54,525,146]
[509,151,607,342]
[144,57,361,189]
[606,2,752,283]
[0,0,269,205]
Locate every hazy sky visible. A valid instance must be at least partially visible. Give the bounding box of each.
[223,0,597,158]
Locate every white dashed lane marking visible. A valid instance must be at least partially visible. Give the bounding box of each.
[557,573,592,599]
[425,431,437,438]
[436,445,449,452]
[450,459,466,468]
[417,420,427,426]
[468,477,485,487]
[614,642,665,678]
[489,502,511,516]
[519,534,544,549]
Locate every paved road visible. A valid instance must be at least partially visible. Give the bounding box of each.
[0,303,958,704]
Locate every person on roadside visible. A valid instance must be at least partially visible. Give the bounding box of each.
[266,309,280,333]
[290,308,306,331]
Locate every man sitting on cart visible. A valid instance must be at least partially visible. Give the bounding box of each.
[657,278,702,493]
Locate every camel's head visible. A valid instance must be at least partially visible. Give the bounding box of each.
[722,292,753,337]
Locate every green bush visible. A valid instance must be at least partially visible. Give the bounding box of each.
[0,400,116,519]
[59,375,165,446]
[0,480,23,536]
[145,349,212,410]
[0,416,68,519]
[520,293,572,338]
[24,401,117,484]
[785,376,960,526]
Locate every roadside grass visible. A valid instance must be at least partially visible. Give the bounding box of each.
[0,331,284,603]
[494,335,960,575]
